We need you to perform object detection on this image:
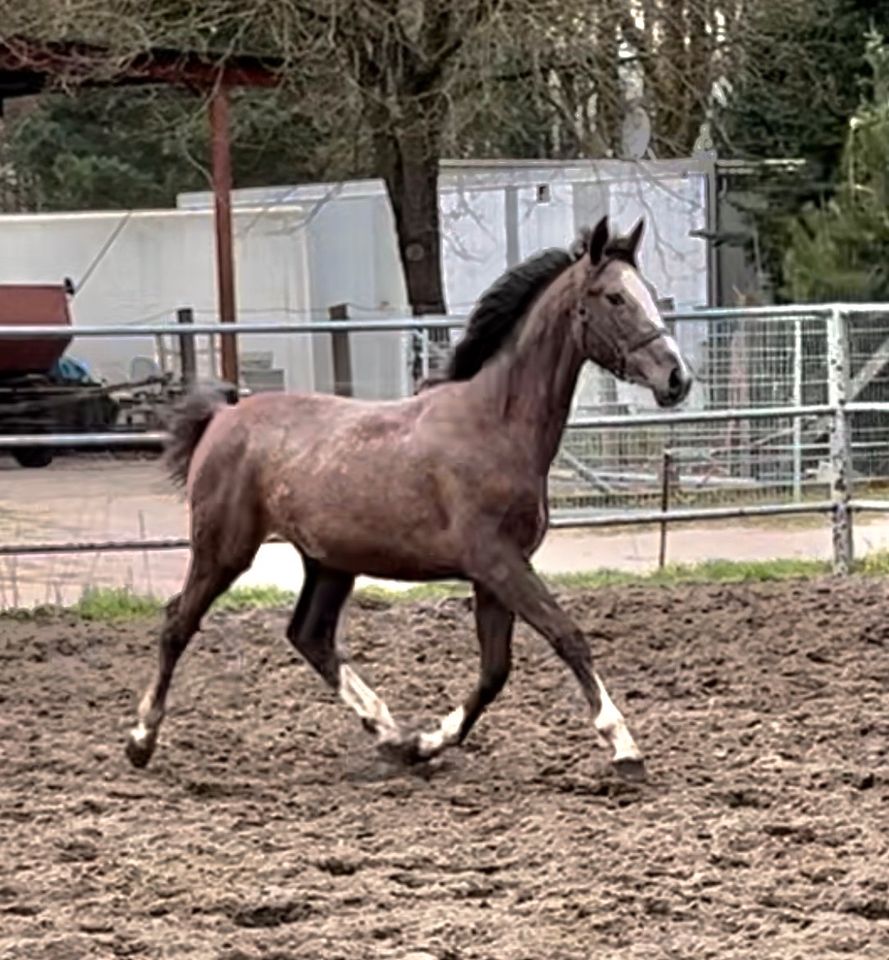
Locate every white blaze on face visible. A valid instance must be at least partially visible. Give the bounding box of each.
[618,262,665,330]
[616,262,690,380]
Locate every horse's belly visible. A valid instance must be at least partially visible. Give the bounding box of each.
[298,536,462,581]
[273,497,462,581]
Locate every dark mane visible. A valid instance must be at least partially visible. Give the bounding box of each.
[440,247,576,383]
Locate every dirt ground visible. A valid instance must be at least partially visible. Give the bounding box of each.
[1,577,888,960]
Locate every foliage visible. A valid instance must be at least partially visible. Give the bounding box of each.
[783,32,889,301]
[714,0,889,300]
[4,0,880,308]
[1,83,369,212]
[1,2,760,205]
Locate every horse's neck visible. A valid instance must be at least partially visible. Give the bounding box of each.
[478,266,584,474]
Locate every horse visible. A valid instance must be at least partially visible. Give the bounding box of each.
[125,215,692,781]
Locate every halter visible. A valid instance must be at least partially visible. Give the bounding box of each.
[612,326,665,381]
[587,320,666,383]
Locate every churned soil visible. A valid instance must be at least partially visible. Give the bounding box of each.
[1,576,888,959]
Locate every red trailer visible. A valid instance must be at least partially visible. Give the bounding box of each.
[0,282,118,467]
[0,284,72,373]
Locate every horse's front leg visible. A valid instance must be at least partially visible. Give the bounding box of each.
[467,541,645,781]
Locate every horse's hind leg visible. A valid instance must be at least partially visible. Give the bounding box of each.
[287,558,403,748]
[125,536,258,768]
[410,583,514,761]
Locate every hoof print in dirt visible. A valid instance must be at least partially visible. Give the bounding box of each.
[229,899,314,928]
[375,734,430,767]
[612,756,647,783]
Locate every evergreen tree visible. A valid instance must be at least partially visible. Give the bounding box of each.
[784,32,889,301]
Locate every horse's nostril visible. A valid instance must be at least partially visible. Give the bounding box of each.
[668,367,685,397]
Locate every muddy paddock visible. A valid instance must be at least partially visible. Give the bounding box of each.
[1,577,888,960]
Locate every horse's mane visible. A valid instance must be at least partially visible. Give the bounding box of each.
[440,243,583,383]
[419,222,640,388]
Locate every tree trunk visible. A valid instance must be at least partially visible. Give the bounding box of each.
[374,120,448,382]
[376,131,446,317]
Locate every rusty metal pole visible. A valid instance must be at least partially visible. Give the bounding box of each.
[329,303,354,397]
[176,307,197,386]
[210,84,239,389]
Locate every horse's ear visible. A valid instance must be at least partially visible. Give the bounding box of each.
[588,215,609,264]
[627,218,645,256]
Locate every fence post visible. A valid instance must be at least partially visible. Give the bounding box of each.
[329,303,353,397]
[827,306,853,573]
[176,307,197,386]
[658,450,673,570]
[792,315,803,502]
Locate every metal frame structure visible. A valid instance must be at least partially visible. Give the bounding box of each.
[0,36,285,386]
[2,303,889,573]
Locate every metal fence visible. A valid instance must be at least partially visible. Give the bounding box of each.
[2,303,889,573]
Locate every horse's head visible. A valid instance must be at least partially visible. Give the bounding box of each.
[572,216,692,408]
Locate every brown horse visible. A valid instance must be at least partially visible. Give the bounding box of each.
[126,215,692,780]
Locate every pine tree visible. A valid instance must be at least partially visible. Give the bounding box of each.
[784,32,889,301]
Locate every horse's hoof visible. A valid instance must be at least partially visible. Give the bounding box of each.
[125,729,156,769]
[612,756,647,783]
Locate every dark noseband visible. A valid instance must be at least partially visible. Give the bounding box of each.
[613,327,666,381]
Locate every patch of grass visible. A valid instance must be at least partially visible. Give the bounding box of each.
[546,557,830,591]
[854,549,889,576]
[72,587,162,621]
[355,582,469,605]
[212,585,297,611]
[6,550,889,622]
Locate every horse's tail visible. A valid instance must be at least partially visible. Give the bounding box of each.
[164,387,228,487]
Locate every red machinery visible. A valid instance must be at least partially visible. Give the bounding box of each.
[0,282,118,467]
[0,285,72,374]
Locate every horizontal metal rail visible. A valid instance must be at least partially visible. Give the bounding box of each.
[8,494,889,558]
[0,432,167,448]
[569,403,835,429]
[4,301,889,345]
[0,304,846,340]
[0,537,195,557]
[549,501,836,529]
[848,499,889,513]
[0,501,862,557]
[0,317,465,338]
[0,403,848,448]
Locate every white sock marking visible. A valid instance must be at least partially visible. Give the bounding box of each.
[593,673,641,762]
[338,664,400,741]
[417,705,466,757]
[130,723,149,744]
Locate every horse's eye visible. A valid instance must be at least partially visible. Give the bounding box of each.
[605,292,624,306]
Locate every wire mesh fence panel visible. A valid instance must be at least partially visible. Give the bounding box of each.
[553,309,835,515]
[846,311,889,490]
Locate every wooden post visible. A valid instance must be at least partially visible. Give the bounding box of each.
[177,307,197,386]
[329,303,353,397]
[210,84,239,388]
[658,450,673,570]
